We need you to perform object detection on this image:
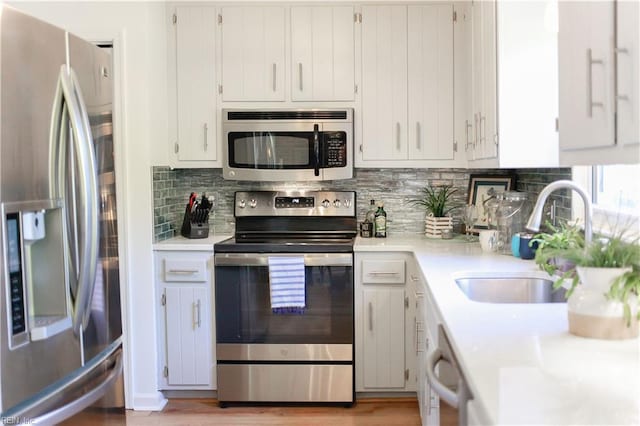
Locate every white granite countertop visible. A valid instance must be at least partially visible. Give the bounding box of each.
[152,234,232,251]
[355,235,640,425]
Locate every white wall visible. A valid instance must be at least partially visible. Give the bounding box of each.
[9,1,168,410]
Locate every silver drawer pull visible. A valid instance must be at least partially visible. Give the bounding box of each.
[167,269,199,274]
[368,271,400,276]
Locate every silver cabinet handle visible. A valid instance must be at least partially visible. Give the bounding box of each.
[368,271,400,276]
[587,48,604,117]
[480,115,486,143]
[396,122,401,151]
[272,63,277,92]
[615,47,630,101]
[368,302,373,331]
[193,299,202,329]
[474,113,479,147]
[465,120,472,151]
[167,269,199,274]
[416,122,421,150]
[203,123,208,151]
[298,62,303,91]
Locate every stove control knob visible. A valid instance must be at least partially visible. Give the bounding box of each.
[322,199,330,208]
[238,199,246,209]
[333,199,341,208]
[249,199,257,208]
[344,199,352,208]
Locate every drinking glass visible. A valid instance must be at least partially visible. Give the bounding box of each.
[462,204,477,241]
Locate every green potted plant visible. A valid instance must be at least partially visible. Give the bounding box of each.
[539,231,640,339]
[532,220,584,277]
[408,184,458,238]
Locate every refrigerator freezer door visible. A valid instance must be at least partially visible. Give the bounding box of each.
[1,339,122,424]
[0,6,82,412]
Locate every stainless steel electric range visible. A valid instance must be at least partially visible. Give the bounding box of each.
[214,190,356,406]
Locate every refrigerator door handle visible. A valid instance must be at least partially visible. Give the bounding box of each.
[31,349,122,425]
[1,338,122,424]
[57,65,100,334]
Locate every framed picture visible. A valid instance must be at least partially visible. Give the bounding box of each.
[467,174,516,232]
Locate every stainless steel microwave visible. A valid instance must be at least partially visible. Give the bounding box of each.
[222,109,353,181]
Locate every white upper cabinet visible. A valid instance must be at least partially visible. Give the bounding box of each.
[168,6,219,167]
[219,6,286,101]
[558,1,639,165]
[359,4,458,167]
[467,0,559,168]
[361,5,408,162]
[407,4,454,161]
[291,6,355,101]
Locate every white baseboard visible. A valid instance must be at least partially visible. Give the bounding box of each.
[131,392,168,411]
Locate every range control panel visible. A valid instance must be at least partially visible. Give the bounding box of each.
[275,196,315,209]
[235,191,356,217]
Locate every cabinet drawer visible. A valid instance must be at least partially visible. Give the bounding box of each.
[164,258,207,282]
[361,260,406,284]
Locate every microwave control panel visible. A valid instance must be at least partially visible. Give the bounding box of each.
[324,132,347,168]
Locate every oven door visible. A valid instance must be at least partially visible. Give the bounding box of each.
[214,253,353,361]
[222,121,352,182]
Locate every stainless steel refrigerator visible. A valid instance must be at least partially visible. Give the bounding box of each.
[0,5,123,424]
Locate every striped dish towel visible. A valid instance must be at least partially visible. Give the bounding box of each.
[268,256,306,314]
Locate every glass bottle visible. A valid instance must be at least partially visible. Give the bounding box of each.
[365,199,376,224]
[374,202,387,238]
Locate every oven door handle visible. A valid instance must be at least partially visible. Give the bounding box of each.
[313,123,320,177]
[215,253,352,267]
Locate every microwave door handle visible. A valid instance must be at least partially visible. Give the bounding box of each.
[313,124,320,177]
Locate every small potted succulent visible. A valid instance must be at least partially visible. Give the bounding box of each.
[408,184,458,238]
[535,227,640,339]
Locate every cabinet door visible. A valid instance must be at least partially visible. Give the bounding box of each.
[616,0,640,147]
[558,2,615,152]
[220,6,285,101]
[362,286,406,389]
[470,0,497,161]
[407,4,454,160]
[175,6,217,162]
[291,6,355,101]
[165,286,211,386]
[481,0,497,160]
[470,0,483,161]
[361,5,408,161]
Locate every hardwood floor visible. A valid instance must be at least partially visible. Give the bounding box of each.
[61,398,458,425]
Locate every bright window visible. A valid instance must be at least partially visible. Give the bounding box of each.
[573,165,640,238]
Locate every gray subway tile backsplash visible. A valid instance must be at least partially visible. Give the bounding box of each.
[152,167,572,242]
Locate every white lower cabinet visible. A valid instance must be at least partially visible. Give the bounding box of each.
[155,250,215,390]
[355,253,416,392]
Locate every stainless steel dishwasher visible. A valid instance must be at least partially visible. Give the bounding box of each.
[426,325,474,425]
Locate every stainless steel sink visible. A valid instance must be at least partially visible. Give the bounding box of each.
[454,277,566,303]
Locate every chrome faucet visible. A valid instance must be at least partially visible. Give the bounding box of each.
[526,180,593,244]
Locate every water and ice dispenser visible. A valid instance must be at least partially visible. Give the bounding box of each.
[4,201,72,349]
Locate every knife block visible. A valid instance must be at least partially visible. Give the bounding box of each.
[180,206,210,239]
